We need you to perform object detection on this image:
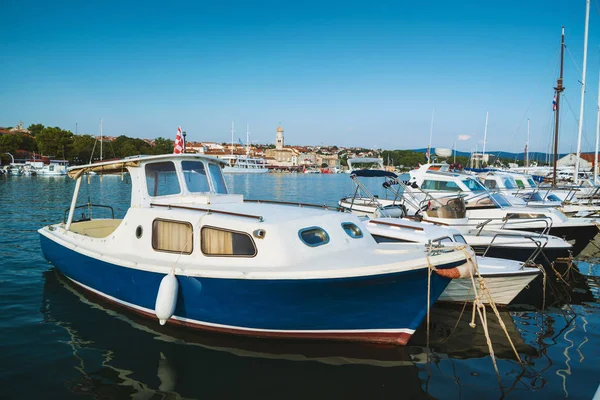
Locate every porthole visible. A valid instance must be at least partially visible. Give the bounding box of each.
[299,227,330,247]
[341,222,363,239]
[135,225,143,239]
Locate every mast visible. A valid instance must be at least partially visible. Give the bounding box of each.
[526,119,530,168]
[482,111,488,164]
[575,0,591,184]
[427,109,434,163]
[595,47,600,183]
[230,121,235,156]
[246,124,250,157]
[552,27,566,187]
[100,119,103,161]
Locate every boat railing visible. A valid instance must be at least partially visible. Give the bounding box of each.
[63,202,115,223]
[244,199,345,212]
[481,232,547,263]
[150,203,264,222]
[499,216,553,236]
[367,219,424,231]
[405,213,552,236]
[385,178,460,213]
[346,174,394,210]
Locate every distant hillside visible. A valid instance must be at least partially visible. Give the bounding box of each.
[410,148,567,162]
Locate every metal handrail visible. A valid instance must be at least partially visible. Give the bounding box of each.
[481,232,547,261]
[150,203,264,222]
[63,203,115,223]
[368,219,424,231]
[245,199,344,212]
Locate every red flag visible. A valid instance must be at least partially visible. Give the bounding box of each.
[174,126,183,154]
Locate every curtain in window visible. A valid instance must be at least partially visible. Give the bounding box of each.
[202,228,234,255]
[153,220,193,253]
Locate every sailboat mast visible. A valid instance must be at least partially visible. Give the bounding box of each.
[552,27,566,187]
[246,124,250,157]
[595,48,600,183]
[482,111,488,163]
[100,119,103,161]
[526,119,530,168]
[231,121,235,156]
[427,109,434,163]
[575,0,591,184]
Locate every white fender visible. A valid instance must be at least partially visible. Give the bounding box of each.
[155,271,179,325]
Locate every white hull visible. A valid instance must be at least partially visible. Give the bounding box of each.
[438,267,539,305]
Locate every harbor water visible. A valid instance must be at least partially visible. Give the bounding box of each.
[1,173,600,399]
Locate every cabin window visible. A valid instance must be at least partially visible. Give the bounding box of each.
[152,219,193,254]
[453,235,467,244]
[299,227,330,247]
[421,180,461,192]
[490,193,511,207]
[503,178,516,189]
[462,179,486,191]
[146,162,181,197]
[201,227,256,256]
[505,213,547,219]
[182,161,211,193]
[515,179,525,189]
[434,237,453,244]
[527,178,537,188]
[341,222,363,238]
[484,179,497,189]
[208,163,228,194]
[372,235,413,243]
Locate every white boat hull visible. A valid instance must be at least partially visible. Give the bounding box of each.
[438,267,539,305]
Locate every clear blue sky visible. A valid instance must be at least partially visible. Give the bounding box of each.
[1,0,599,154]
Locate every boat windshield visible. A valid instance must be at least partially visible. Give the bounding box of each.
[502,177,516,189]
[208,163,228,194]
[146,162,181,197]
[461,179,486,191]
[526,178,537,188]
[490,193,512,208]
[182,161,211,193]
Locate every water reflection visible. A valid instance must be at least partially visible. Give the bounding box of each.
[41,268,600,399]
[41,270,429,399]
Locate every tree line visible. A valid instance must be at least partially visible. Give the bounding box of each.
[0,124,174,165]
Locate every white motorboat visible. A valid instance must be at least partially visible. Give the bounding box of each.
[38,153,475,346]
[339,169,573,262]
[364,218,541,305]
[405,164,598,255]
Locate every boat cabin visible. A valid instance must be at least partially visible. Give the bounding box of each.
[61,154,380,268]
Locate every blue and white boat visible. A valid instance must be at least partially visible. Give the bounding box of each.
[38,154,474,345]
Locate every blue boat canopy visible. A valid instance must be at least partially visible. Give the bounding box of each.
[351,170,398,178]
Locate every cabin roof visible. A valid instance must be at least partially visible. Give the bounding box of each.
[67,154,226,179]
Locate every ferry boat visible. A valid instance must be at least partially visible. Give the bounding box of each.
[38,154,475,345]
[222,155,269,174]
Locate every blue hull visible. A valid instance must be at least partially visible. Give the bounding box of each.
[40,234,458,344]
